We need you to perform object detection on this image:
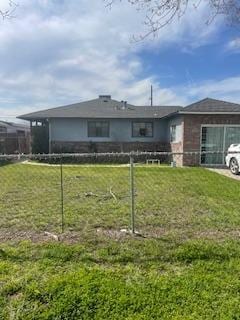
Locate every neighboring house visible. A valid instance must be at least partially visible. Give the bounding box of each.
[18,95,240,165]
[168,98,240,166]
[0,121,30,154]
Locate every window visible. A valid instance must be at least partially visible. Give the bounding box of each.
[31,121,43,127]
[88,121,109,137]
[201,125,240,165]
[201,126,224,165]
[0,126,7,133]
[17,130,25,137]
[225,127,240,149]
[170,125,176,142]
[132,122,153,137]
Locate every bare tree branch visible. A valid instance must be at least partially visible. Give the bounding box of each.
[105,0,240,40]
[0,1,18,20]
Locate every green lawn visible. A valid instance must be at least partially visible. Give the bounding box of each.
[0,163,240,319]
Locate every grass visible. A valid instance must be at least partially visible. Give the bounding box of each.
[0,162,240,319]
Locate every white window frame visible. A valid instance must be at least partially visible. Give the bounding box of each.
[170,125,177,143]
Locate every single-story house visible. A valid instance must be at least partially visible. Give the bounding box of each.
[18,95,240,165]
[0,120,30,154]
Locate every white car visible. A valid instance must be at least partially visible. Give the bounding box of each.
[225,144,240,175]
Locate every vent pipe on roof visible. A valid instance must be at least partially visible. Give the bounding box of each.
[121,100,127,110]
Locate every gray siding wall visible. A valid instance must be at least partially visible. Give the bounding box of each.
[50,118,169,142]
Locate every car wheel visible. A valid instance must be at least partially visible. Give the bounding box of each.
[230,157,239,175]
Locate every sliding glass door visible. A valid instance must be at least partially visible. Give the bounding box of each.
[201,125,240,165]
[201,126,224,165]
[225,127,240,151]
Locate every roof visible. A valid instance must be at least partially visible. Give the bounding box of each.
[180,98,240,114]
[0,120,29,130]
[18,96,182,120]
[18,96,240,121]
[0,121,11,127]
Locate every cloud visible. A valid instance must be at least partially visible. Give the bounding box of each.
[226,38,240,53]
[181,76,240,103]
[4,74,240,124]
[0,0,225,121]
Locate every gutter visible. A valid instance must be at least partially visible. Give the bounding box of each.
[179,112,240,115]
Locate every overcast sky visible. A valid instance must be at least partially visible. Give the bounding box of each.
[0,0,240,121]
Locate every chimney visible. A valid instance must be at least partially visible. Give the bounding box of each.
[99,95,111,101]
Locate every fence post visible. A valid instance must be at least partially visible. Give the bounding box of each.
[60,156,64,233]
[130,154,135,234]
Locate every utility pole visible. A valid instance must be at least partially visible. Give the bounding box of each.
[150,85,153,106]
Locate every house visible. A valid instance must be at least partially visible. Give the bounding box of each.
[18,95,240,165]
[18,95,182,155]
[0,120,30,154]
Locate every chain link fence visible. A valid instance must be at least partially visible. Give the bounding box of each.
[0,152,240,241]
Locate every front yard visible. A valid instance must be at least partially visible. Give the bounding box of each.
[0,163,240,319]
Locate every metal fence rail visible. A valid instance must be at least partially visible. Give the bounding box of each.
[0,151,239,240]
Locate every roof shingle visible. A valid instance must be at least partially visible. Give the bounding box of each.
[181,98,240,113]
[18,97,182,120]
[18,97,240,121]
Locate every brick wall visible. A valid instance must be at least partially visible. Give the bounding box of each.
[51,141,170,154]
[182,114,240,165]
[170,142,183,166]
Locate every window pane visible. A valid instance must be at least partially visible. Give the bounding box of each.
[88,121,109,137]
[88,122,95,137]
[201,126,224,164]
[170,125,176,142]
[225,127,240,151]
[132,122,153,137]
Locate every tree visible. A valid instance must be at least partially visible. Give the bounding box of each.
[0,1,18,20]
[105,0,240,40]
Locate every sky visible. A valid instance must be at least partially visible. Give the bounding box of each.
[0,0,240,121]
